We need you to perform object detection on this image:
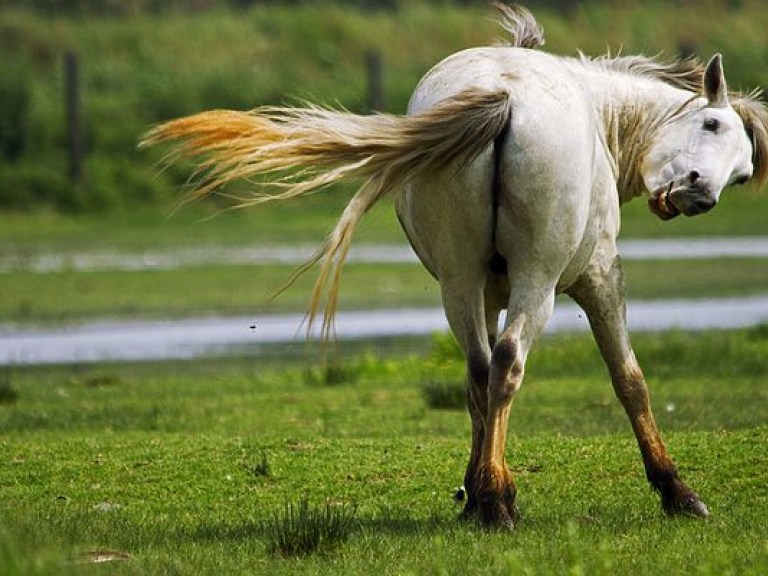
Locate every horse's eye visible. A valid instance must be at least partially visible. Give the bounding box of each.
[703,118,720,132]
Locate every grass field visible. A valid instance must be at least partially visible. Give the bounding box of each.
[4,1,768,213]
[2,3,767,571]
[3,257,768,325]
[1,185,767,325]
[1,329,767,574]
[0,184,766,253]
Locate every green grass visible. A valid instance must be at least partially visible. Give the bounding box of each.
[0,183,766,257]
[1,329,767,574]
[1,256,767,324]
[0,261,437,323]
[3,1,768,213]
[266,498,358,556]
[1,178,766,325]
[0,192,400,253]
[3,431,767,575]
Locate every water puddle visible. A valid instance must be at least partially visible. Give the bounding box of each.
[3,296,768,365]
[3,237,768,273]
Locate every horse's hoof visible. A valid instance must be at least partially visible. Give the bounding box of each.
[458,494,519,530]
[458,500,477,523]
[476,492,519,530]
[479,504,518,530]
[688,497,710,518]
[663,492,710,518]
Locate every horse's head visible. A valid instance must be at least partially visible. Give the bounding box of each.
[642,54,754,220]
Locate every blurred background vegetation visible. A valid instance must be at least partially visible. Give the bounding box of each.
[1,0,767,214]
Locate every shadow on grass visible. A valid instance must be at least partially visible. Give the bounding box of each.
[179,507,458,547]
[179,520,269,543]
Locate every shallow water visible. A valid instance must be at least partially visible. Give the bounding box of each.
[3,296,768,365]
[3,237,768,273]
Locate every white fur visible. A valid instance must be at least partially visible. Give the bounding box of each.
[396,40,752,524]
[145,4,764,523]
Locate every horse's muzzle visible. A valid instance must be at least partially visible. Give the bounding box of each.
[668,186,718,216]
[648,182,681,220]
[649,180,718,220]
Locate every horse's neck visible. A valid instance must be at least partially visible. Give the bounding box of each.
[590,73,692,203]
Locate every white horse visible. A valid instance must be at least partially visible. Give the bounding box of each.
[143,4,768,528]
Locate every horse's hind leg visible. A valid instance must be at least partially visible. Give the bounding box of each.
[453,278,508,521]
[568,255,709,518]
[437,275,493,522]
[473,286,555,529]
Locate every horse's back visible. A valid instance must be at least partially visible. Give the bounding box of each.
[409,47,584,114]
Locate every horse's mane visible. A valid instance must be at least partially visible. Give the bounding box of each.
[493,3,545,49]
[586,53,704,93]
[494,2,768,187]
[732,93,768,186]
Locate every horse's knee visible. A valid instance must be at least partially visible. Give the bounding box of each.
[489,332,524,404]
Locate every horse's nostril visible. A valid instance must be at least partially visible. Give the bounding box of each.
[689,170,701,184]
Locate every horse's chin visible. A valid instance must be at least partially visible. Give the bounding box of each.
[647,183,681,221]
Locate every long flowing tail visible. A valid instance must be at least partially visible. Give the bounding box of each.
[141,88,512,338]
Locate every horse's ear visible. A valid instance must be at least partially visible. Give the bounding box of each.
[704,53,729,107]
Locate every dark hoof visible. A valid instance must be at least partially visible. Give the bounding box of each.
[459,497,519,530]
[479,503,518,530]
[662,491,710,518]
[458,501,477,524]
[464,464,519,529]
[459,505,518,530]
[469,490,519,530]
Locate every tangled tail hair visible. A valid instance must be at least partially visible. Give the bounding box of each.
[141,88,512,338]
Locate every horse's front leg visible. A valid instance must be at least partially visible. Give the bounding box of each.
[567,254,709,517]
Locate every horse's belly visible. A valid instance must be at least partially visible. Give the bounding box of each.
[555,235,600,292]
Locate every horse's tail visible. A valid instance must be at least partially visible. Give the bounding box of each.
[141,87,512,338]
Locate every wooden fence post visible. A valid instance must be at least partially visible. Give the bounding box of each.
[64,50,84,185]
[365,49,384,112]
